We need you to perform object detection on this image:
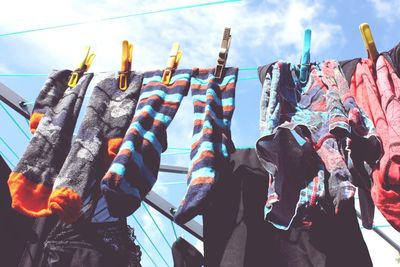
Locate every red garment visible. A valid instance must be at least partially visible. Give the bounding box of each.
[350,58,400,231]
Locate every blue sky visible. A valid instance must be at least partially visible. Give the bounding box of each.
[1,0,400,266]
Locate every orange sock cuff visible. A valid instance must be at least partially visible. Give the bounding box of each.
[8,172,52,217]
[29,112,44,134]
[48,187,82,224]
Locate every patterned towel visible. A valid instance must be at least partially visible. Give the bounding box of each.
[8,70,93,217]
[102,69,191,217]
[174,67,238,224]
[49,72,143,223]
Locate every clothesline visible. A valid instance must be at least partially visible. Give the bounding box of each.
[0,67,258,78]
[0,0,241,37]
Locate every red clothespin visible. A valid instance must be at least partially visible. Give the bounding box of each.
[119,40,134,91]
[215,27,232,79]
[162,42,183,85]
[68,46,95,88]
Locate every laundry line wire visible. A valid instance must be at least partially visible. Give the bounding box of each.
[134,237,158,267]
[132,214,171,267]
[0,0,241,37]
[0,67,258,79]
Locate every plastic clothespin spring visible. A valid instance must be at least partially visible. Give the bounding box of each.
[68,46,95,88]
[162,42,183,85]
[299,28,312,84]
[119,40,134,91]
[215,27,232,79]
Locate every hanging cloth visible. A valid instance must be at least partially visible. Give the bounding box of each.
[8,70,93,218]
[347,44,400,231]
[174,67,238,224]
[101,69,191,217]
[256,60,382,230]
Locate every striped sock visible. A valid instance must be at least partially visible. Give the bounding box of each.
[101,69,191,217]
[8,70,93,217]
[49,72,143,224]
[174,67,238,224]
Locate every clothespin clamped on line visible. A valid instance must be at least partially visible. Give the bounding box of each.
[215,27,232,79]
[162,42,183,85]
[299,28,311,84]
[68,46,95,88]
[359,23,379,64]
[119,40,134,91]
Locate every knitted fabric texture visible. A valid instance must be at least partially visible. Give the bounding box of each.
[102,69,191,217]
[256,60,380,230]
[50,72,143,223]
[8,70,93,217]
[174,67,238,224]
[349,57,400,231]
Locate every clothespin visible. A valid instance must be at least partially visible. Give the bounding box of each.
[162,42,183,85]
[68,46,95,88]
[299,28,312,84]
[119,40,134,91]
[215,27,232,79]
[359,23,379,64]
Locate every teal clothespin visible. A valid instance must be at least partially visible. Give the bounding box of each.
[299,28,312,84]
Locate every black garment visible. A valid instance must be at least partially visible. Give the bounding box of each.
[172,237,204,267]
[203,148,372,267]
[0,155,35,266]
[339,58,361,85]
[383,42,400,76]
[40,219,141,267]
[203,148,282,267]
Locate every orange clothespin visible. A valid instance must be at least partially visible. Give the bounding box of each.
[215,27,232,79]
[162,42,182,85]
[359,23,379,64]
[68,46,95,88]
[119,40,134,91]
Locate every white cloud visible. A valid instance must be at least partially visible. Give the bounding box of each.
[0,0,343,73]
[368,0,400,23]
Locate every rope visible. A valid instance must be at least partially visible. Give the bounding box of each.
[135,237,158,267]
[0,136,20,159]
[0,102,30,140]
[143,203,172,248]
[132,214,171,267]
[0,67,257,77]
[170,220,178,241]
[0,0,241,37]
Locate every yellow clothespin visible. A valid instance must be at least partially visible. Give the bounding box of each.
[215,27,232,79]
[119,40,134,91]
[68,46,95,88]
[359,23,379,64]
[162,42,183,85]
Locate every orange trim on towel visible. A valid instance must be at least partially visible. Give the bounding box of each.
[8,171,52,217]
[48,187,82,224]
[107,138,124,159]
[29,112,44,134]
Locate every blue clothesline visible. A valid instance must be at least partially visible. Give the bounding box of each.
[0,0,241,37]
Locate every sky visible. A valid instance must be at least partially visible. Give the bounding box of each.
[1,0,400,266]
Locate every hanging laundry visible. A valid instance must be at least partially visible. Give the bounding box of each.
[256,60,381,230]
[344,44,400,231]
[102,69,191,217]
[8,70,93,218]
[203,148,372,267]
[174,67,238,224]
[40,194,142,267]
[0,155,35,267]
[203,148,282,267]
[49,72,143,223]
[172,237,204,267]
